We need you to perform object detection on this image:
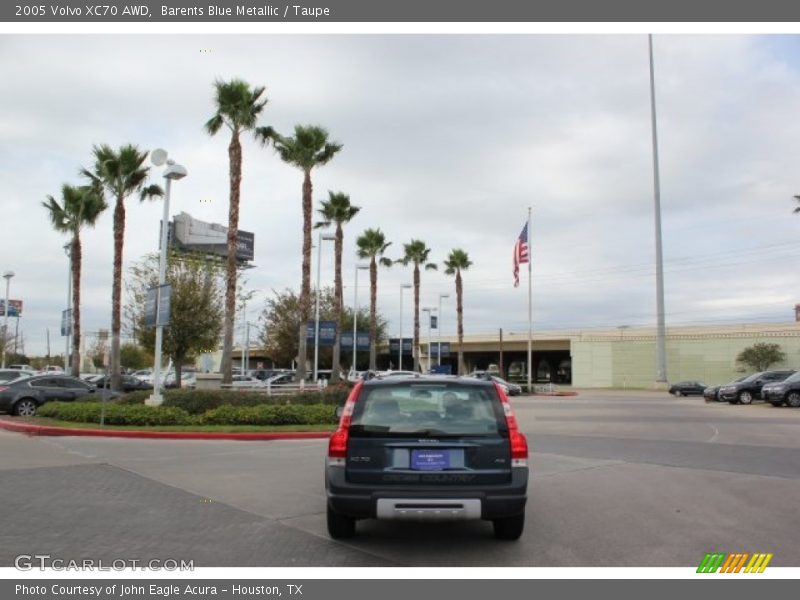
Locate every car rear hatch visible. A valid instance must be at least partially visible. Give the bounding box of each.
[343,381,515,486]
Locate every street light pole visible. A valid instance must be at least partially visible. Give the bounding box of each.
[399,284,412,370]
[1,271,14,369]
[314,231,335,382]
[438,293,449,367]
[148,151,187,406]
[352,264,369,373]
[422,307,436,373]
[63,243,71,373]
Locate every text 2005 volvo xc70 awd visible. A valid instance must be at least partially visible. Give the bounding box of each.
[325,376,529,540]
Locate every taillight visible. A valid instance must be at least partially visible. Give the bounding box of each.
[495,383,528,467]
[328,382,362,466]
[0,386,8,392]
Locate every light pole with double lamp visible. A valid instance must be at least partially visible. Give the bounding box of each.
[313,231,336,382]
[421,306,436,373]
[352,263,369,374]
[1,271,14,369]
[437,293,449,366]
[147,149,187,406]
[398,283,412,370]
[63,243,72,372]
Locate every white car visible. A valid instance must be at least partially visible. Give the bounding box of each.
[230,375,266,388]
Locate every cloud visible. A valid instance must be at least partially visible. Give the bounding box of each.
[2,34,799,356]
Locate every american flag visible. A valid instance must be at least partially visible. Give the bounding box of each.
[513,222,529,288]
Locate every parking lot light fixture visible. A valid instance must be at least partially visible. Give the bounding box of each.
[352,263,370,373]
[1,271,14,369]
[314,231,336,382]
[438,293,449,367]
[399,284,412,370]
[147,150,187,407]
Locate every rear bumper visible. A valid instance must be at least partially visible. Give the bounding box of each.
[326,465,528,520]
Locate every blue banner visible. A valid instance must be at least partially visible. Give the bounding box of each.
[307,320,337,347]
[144,284,172,327]
[389,338,413,355]
[341,332,370,351]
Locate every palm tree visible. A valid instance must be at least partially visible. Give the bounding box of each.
[443,249,473,375]
[266,125,342,380]
[397,240,437,372]
[42,185,107,376]
[315,191,360,381]
[82,145,162,391]
[356,228,392,371]
[205,78,272,384]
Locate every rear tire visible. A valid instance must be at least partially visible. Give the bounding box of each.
[787,392,800,408]
[738,391,753,405]
[493,513,525,540]
[13,398,38,417]
[327,504,356,539]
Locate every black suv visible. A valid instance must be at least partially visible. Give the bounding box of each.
[325,376,529,540]
[762,371,800,407]
[718,370,796,405]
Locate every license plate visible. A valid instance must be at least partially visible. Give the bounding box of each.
[411,449,450,471]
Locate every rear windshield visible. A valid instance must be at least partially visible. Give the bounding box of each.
[349,382,505,437]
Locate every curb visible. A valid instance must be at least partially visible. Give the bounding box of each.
[0,418,332,441]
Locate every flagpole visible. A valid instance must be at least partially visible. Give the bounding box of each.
[527,206,532,395]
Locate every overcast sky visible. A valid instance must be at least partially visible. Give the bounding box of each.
[2,34,799,356]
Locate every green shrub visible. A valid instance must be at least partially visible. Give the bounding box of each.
[201,404,339,426]
[38,402,191,426]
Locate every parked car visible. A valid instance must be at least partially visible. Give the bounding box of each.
[0,374,97,416]
[325,376,529,540]
[668,381,706,397]
[762,371,800,407]
[0,369,35,383]
[470,372,522,396]
[230,375,266,388]
[90,374,152,392]
[376,370,418,379]
[247,369,288,381]
[718,370,796,405]
[264,372,297,386]
[703,376,747,402]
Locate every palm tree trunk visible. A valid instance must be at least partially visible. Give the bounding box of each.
[296,168,313,380]
[221,133,242,385]
[456,270,465,375]
[413,263,420,372]
[369,257,377,371]
[110,196,125,391]
[71,234,81,377]
[331,223,343,381]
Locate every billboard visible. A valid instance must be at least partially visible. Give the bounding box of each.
[0,299,23,317]
[168,212,255,262]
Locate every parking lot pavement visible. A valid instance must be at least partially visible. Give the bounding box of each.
[2,392,799,567]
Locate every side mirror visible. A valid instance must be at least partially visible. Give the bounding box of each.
[335,406,344,419]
